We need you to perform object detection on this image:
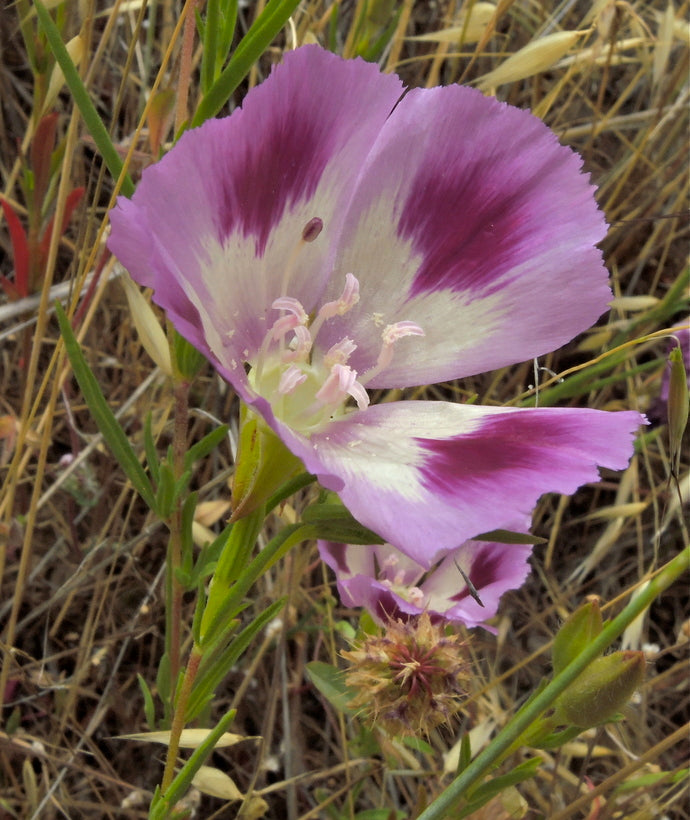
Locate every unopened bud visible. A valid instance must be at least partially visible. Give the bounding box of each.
[555,650,645,728]
[173,330,206,381]
[552,599,603,676]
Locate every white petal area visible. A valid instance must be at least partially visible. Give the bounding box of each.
[279,401,644,567]
[314,84,610,387]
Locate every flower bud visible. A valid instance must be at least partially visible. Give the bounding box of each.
[555,650,645,728]
[172,329,206,381]
[552,598,603,676]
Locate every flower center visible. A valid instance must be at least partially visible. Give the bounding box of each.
[380,554,426,608]
[249,224,424,435]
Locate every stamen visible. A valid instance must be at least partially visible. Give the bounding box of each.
[270,313,303,341]
[278,365,307,395]
[382,554,399,571]
[271,296,308,324]
[282,324,313,362]
[309,273,360,340]
[324,337,357,368]
[361,320,425,384]
[315,364,370,412]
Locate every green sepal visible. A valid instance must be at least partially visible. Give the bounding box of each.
[232,407,303,519]
[552,599,604,676]
[554,650,646,728]
[172,330,206,381]
[529,724,582,750]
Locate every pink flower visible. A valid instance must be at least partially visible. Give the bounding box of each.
[319,528,533,630]
[108,46,644,568]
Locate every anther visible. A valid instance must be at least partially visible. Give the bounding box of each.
[324,338,357,368]
[302,217,324,243]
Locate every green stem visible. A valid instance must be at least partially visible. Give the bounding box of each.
[416,545,690,820]
[166,380,191,697]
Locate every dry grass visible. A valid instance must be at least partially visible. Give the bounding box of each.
[1,0,689,818]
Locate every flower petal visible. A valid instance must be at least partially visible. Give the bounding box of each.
[282,401,644,567]
[315,84,610,386]
[108,46,403,386]
[319,532,532,630]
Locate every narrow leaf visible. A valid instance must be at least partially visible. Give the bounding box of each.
[56,303,156,509]
[149,708,237,819]
[192,0,301,126]
[34,0,134,197]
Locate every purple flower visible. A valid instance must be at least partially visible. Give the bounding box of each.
[108,46,644,568]
[319,528,532,630]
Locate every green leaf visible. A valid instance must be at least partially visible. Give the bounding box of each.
[301,503,385,545]
[56,303,155,509]
[473,529,547,545]
[532,724,582,750]
[191,0,301,127]
[149,708,237,818]
[199,523,309,645]
[34,1,134,197]
[137,673,157,729]
[143,414,160,485]
[403,736,434,755]
[186,599,285,721]
[457,733,471,775]
[613,767,690,794]
[155,462,176,519]
[184,424,229,470]
[305,661,356,714]
[188,522,233,586]
[156,652,172,709]
[458,757,541,818]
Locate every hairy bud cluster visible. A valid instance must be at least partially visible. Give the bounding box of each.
[342,613,468,737]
